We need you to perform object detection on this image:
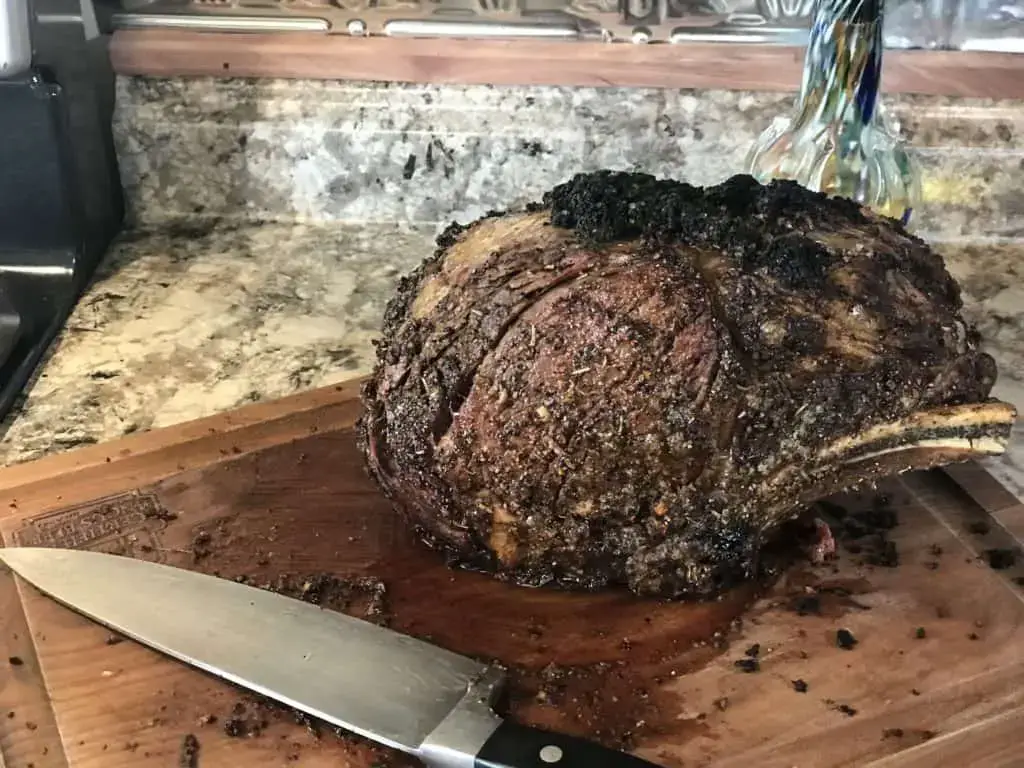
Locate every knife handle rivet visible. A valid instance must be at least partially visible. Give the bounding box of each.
[538,745,563,763]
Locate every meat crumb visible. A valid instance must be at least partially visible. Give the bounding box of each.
[744,643,761,658]
[882,727,904,739]
[810,518,836,563]
[791,594,822,616]
[816,498,900,567]
[791,679,808,693]
[8,656,23,666]
[867,541,899,567]
[221,703,268,738]
[223,718,248,738]
[191,531,212,562]
[984,548,1018,570]
[143,506,177,522]
[835,704,858,717]
[179,734,200,768]
[733,658,759,673]
[713,697,730,711]
[260,573,390,625]
[836,628,858,650]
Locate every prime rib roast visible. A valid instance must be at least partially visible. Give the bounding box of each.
[357,170,1017,600]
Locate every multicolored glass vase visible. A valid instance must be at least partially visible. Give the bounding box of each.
[744,0,922,226]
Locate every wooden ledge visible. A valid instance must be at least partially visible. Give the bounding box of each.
[0,379,365,516]
[109,30,1024,98]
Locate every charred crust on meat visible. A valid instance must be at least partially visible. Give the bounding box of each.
[178,734,200,768]
[984,548,1018,570]
[356,169,1017,600]
[836,628,858,650]
[733,658,760,673]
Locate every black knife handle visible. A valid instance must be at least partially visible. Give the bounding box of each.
[474,721,664,768]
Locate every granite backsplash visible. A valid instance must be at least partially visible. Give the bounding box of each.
[113,76,1024,242]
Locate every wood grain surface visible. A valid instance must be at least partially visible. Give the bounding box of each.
[109,31,1024,99]
[1,378,1023,767]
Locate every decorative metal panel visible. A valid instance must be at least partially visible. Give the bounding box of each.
[114,0,1023,49]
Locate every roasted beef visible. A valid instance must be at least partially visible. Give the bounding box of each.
[357,171,1017,599]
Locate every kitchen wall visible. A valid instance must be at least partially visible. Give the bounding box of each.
[113,75,1024,244]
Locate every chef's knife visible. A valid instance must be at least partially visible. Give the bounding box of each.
[0,547,664,768]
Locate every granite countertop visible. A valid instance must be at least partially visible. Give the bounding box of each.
[0,219,435,463]
[0,218,1020,504]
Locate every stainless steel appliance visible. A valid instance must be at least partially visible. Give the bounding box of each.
[0,0,124,424]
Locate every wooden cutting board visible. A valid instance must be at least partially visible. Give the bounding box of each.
[1,378,1023,768]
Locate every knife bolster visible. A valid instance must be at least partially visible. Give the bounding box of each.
[418,665,507,768]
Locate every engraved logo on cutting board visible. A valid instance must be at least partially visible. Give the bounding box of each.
[12,491,173,562]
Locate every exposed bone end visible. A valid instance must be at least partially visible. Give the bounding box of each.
[784,399,1018,518]
[821,400,1017,465]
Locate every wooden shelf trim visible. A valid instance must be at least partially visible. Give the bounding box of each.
[109,30,1024,98]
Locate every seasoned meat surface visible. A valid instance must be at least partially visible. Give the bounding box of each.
[357,171,1016,599]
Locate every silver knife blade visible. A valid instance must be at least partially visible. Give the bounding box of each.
[0,547,506,764]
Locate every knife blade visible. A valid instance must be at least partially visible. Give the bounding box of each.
[0,547,664,768]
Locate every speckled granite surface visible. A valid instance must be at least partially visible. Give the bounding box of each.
[113,78,1024,242]
[0,220,433,462]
